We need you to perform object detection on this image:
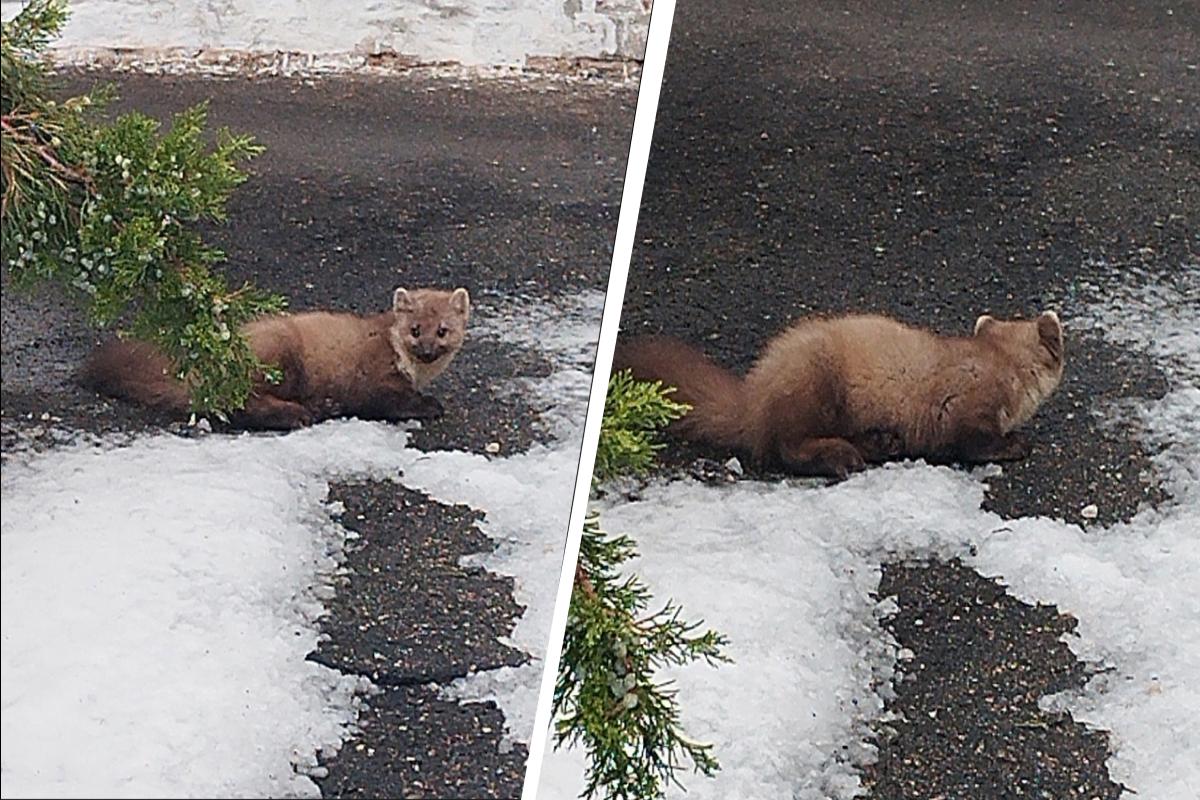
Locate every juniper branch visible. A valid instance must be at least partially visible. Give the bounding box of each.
[1,0,282,414]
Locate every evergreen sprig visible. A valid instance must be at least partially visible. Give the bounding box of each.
[1,0,282,413]
[555,371,728,799]
[593,369,690,484]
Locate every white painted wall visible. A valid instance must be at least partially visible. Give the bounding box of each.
[0,0,650,66]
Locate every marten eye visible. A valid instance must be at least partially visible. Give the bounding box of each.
[410,324,421,338]
[436,325,449,339]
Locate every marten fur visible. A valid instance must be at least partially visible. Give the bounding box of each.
[614,312,1065,478]
[80,287,470,431]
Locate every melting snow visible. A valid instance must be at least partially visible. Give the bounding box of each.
[0,291,602,797]
[538,266,1199,799]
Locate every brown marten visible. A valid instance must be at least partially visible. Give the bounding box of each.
[81,287,470,431]
[614,312,1065,478]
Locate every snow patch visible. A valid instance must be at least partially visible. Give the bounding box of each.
[1,291,602,797]
[538,266,1200,799]
[1,428,389,798]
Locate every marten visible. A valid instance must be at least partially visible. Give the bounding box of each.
[81,287,470,431]
[614,311,1065,478]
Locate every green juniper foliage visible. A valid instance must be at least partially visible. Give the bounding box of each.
[554,370,729,799]
[593,369,690,484]
[1,0,282,414]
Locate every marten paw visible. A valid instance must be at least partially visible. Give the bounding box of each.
[311,397,344,421]
[286,406,316,429]
[235,398,314,431]
[405,393,445,420]
[781,438,866,479]
[986,432,1031,462]
[852,429,904,462]
[823,446,867,480]
[946,431,1032,464]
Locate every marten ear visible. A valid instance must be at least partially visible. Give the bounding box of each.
[393,288,413,313]
[1037,310,1063,361]
[449,287,470,319]
[974,314,996,335]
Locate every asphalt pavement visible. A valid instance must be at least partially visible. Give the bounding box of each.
[619,2,1197,797]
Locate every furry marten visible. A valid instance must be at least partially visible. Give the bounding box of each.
[614,312,1065,478]
[81,287,470,431]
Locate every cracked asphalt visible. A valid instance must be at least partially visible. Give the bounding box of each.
[619,1,1197,797]
[1,69,635,798]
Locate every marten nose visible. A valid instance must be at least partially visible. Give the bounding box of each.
[415,343,441,363]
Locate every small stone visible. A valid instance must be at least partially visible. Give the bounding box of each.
[485,441,501,454]
[1081,503,1099,520]
[977,463,1003,479]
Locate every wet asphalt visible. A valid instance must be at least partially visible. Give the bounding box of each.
[0,70,635,798]
[620,1,1196,798]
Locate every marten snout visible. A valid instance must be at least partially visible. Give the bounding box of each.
[413,343,448,364]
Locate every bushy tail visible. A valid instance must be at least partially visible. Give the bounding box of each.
[612,335,750,450]
[79,339,190,411]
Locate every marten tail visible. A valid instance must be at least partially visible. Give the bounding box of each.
[79,339,190,411]
[612,335,750,450]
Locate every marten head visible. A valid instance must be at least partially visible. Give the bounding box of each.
[974,310,1065,431]
[390,287,470,388]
